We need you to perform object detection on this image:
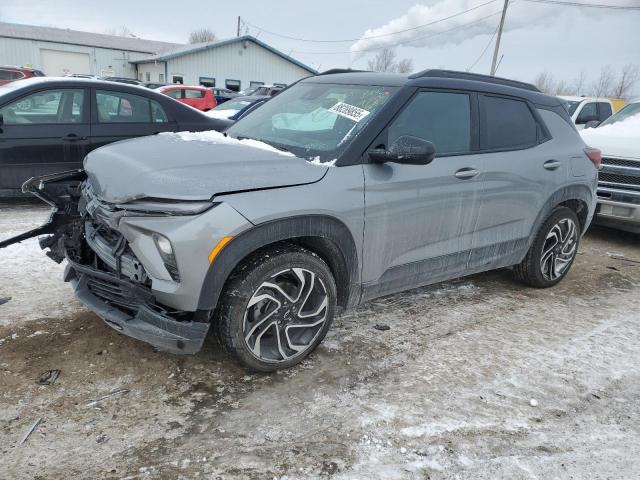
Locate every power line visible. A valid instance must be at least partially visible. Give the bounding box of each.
[243,0,498,43]
[522,0,640,9]
[289,10,504,55]
[467,23,500,72]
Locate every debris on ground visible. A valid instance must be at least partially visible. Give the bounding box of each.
[38,369,60,385]
[86,388,130,408]
[0,296,11,306]
[19,418,42,445]
[530,399,539,407]
[374,324,391,331]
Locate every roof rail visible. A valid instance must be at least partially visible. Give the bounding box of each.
[316,68,369,76]
[408,69,540,92]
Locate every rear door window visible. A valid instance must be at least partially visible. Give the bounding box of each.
[96,90,151,123]
[387,91,471,155]
[480,95,538,150]
[184,89,205,99]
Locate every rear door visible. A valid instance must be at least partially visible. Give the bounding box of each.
[362,89,483,299]
[469,94,564,270]
[89,88,177,150]
[0,87,89,191]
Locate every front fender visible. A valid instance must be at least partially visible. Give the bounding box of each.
[197,215,360,313]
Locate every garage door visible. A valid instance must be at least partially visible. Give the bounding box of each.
[41,49,91,76]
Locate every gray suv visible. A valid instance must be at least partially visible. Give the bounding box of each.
[1,70,599,371]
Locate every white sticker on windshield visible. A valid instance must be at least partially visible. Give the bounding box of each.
[327,102,370,122]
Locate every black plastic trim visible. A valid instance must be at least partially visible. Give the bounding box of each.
[197,215,360,312]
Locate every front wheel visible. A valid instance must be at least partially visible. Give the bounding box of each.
[514,206,580,288]
[215,245,337,372]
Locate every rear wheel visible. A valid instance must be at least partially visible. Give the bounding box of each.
[514,206,580,288]
[215,245,337,372]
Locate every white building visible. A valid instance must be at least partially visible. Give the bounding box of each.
[0,22,178,78]
[0,22,317,90]
[132,36,317,91]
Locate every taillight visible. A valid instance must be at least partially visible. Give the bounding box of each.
[584,147,602,170]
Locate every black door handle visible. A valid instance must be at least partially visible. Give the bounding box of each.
[61,134,87,142]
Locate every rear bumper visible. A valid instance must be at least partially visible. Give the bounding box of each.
[594,187,640,234]
[65,259,210,354]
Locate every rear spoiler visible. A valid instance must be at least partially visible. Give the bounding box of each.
[0,169,86,250]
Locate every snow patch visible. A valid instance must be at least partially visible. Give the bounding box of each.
[158,130,294,156]
[306,157,337,167]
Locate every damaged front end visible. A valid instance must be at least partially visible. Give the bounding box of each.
[0,170,86,258]
[1,171,211,354]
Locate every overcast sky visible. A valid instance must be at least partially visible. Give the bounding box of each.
[1,0,639,94]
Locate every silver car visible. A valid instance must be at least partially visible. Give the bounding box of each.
[2,70,599,371]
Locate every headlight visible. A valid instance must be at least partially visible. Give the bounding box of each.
[117,199,216,216]
[152,233,180,282]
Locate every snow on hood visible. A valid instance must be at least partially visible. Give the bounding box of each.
[158,130,294,156]
[84,131,327,204]
[580,114,640,160]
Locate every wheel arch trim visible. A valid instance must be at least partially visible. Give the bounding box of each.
[197,215,360,313]
[528,183,595,249]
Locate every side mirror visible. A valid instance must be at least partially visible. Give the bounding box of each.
[369,135,436,165]
[584,120,601,129]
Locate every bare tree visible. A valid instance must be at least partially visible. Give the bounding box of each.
[611,64,639,100]
[395,58,414,74]
[367,48,413,73]
[104,25,135,37]
[569,70,587,96]
[189,28,217,44]
[533,71,556,94]
[367,48,397,72]
[591,66,615,98]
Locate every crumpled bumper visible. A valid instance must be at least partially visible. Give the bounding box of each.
[65,260,210,354]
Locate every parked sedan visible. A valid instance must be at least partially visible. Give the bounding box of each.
[157,85,216,111]
[0,78,228,195]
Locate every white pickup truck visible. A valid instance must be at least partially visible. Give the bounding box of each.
[580,100,640,234]
[560,96,614,130]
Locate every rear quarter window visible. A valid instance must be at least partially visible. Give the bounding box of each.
[480,95,539,150]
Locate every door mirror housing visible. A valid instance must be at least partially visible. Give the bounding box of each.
[369,135,436,165]
[584,120,601,129]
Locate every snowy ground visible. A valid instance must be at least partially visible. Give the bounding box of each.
[1,200,639,479]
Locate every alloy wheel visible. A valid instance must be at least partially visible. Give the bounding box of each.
[540,218,578,281]
[243,267,329,363]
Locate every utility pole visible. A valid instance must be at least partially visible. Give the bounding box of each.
[490,0,509,76]
[237,16,241,37]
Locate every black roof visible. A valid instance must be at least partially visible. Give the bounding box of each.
[305,69,558,106]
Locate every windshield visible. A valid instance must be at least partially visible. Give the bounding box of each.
[599,102,640,127]
[565,100,581,116]
[226,82,398,161]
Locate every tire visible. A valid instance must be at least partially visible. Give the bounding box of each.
[514,206,581,288]
[215,244,337,372]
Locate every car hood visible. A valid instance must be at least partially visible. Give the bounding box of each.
[580,120,640,160]
[85,131,329,203]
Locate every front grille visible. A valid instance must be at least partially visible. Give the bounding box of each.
[601,157,640,168]
[598,172,640,187]
[86,276,141,313]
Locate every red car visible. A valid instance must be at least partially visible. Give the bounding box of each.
[0,66,45,86]
[158,85,217,111]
